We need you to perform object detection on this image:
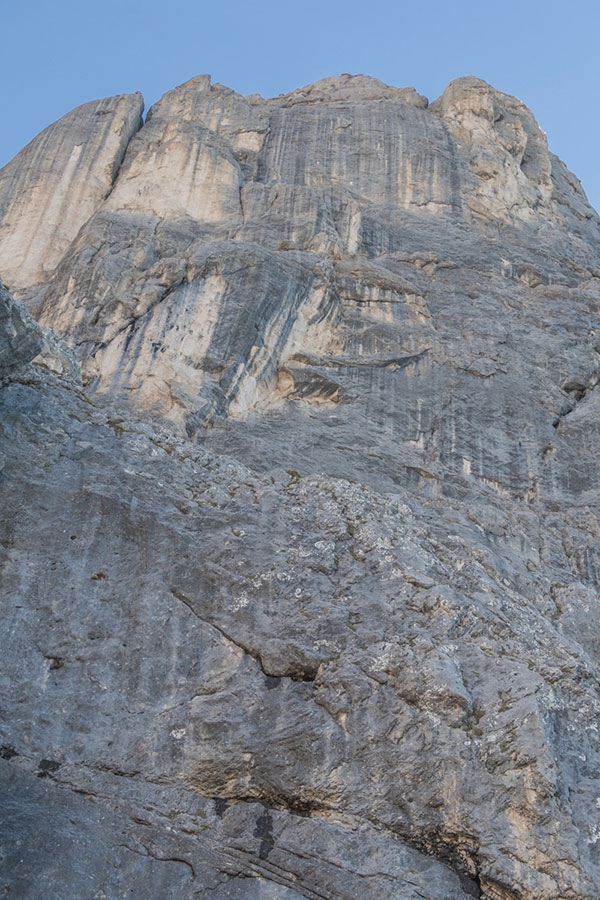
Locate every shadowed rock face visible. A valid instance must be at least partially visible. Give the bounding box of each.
[1,74,600,900]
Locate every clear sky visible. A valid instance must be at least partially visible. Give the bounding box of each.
[3,0,599,212]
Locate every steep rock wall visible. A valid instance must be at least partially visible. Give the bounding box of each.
[1,75,600,900]
[0,92,143,290]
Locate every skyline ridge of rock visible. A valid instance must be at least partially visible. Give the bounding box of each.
[1,73,600,900]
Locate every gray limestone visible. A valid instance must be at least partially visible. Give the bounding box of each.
[0,280,43,378]
[1,73,600,900]
[0,92,143,290]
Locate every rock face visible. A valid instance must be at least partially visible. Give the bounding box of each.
[1,74,600,900]
[0,92,143,289]
[0,280,43,378]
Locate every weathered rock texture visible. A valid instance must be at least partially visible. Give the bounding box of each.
[0,93,143,289]
[1,74,600,900]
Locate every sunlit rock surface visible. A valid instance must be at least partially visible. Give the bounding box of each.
[1,74,600,900]
[0,93,143,289]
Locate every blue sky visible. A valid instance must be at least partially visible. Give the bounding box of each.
[2,0,599,212]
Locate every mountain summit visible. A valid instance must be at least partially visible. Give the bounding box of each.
[1,75,600,900]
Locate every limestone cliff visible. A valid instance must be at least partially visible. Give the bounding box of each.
[0,93,143,289]
[1,74,600,900]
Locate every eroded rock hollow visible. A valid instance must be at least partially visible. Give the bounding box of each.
[1,73,600,900]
